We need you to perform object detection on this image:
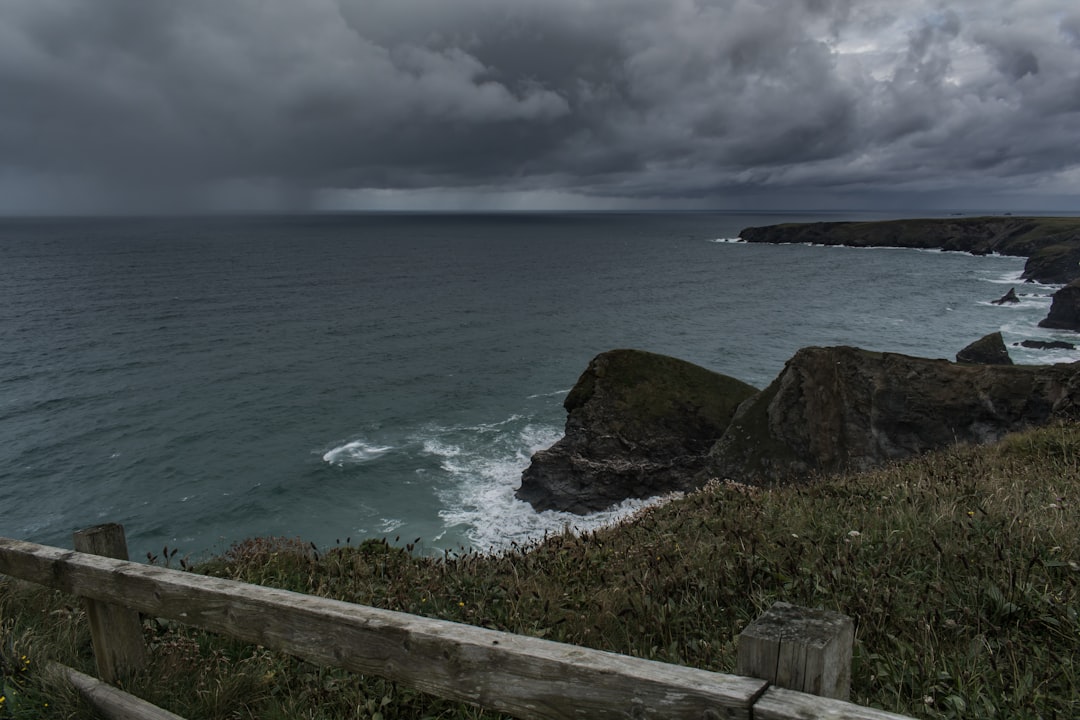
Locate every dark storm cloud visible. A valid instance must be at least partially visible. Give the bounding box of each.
[1,0,1079,212]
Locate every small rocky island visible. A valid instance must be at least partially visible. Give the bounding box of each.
[518,217,1080,515]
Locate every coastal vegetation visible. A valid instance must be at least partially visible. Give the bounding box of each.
[2,422,1077,719]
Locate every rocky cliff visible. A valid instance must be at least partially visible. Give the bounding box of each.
[709,346,1080,484]
[515,348,757,513]
[1039,279,1080,331]
[519,346,1080,513]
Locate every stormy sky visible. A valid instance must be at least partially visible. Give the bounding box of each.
[2,0,1079,213]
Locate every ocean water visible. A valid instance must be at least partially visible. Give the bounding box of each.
[1,211,1076,560]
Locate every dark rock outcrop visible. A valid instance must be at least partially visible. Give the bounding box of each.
[1019,340,1077,350]
[992,288,1020,305]
[516,349,757,514]
[1039,279,1080,331]
[956,332,1013,365]
[1022,245,1080,285]
[708,346,1080,484]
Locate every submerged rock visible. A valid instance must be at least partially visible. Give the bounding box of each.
[956,332,1013,365]
[1019,339,1077,350]
[516,349,757,514]
[708,346,1080,484]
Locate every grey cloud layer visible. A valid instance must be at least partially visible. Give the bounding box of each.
[2,0,1079,209]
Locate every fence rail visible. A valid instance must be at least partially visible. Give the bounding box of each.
[0,531,914,720]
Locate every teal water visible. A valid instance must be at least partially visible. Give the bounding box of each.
[0,212,1073,559]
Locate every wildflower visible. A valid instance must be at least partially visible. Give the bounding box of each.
[458,601,465,608]
[966,511,975,517]
[847,530,861,538]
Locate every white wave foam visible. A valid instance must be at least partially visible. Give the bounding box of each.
[421,438,462,459]
[983,270,1026,285]
[708,237,744,243]
[526,389,570,399]
[378,518,404,534]
[432,422,679,553]
[322,440,393,466]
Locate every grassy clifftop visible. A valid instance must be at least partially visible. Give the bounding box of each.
[3,423,1078,719]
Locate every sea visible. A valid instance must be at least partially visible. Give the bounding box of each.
[2,211,1077,562]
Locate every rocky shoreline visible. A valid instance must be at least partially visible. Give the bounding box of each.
[518,217,1080,514]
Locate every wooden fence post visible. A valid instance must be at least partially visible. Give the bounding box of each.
[737,602,853,701]
[72,524,148,683]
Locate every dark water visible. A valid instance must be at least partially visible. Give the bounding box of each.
[0,212,1073,559]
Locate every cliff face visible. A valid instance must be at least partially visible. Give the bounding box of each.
[738,217,1080,286]
[515,349,757,514]
[1039,279,1080,331]
[518,346,1080,513]
[708,346,1080,484]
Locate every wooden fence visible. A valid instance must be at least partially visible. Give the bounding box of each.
[0,527,915,720]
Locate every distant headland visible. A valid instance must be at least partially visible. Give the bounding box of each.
[737,216,1080,330]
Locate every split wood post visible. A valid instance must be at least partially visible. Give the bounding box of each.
[72,524,148,683]
[736,602,854,701]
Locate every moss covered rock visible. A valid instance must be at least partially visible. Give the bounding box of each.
[516,349,757,513]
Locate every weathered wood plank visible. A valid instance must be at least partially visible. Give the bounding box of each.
[72,524,148,683]
[0,537,766,720]
[737,602,853,700]
[752,686,917,720]
[51,662,188,720]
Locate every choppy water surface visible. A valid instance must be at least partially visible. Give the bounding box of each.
[1,212,1074,559]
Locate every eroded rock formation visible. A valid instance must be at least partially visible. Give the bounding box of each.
[1039,279,1080,331]
[519,346,1080,513]
[515,349,757,514]
[992,288,1020,305]
[956,332,1013,365]
[710,346,1079,483]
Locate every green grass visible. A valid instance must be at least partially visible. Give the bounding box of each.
[2,422,1078,719]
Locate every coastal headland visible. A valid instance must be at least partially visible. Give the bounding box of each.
[518,346,1080,513]
[738,216,1080,330]
[737,216,1080,284]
